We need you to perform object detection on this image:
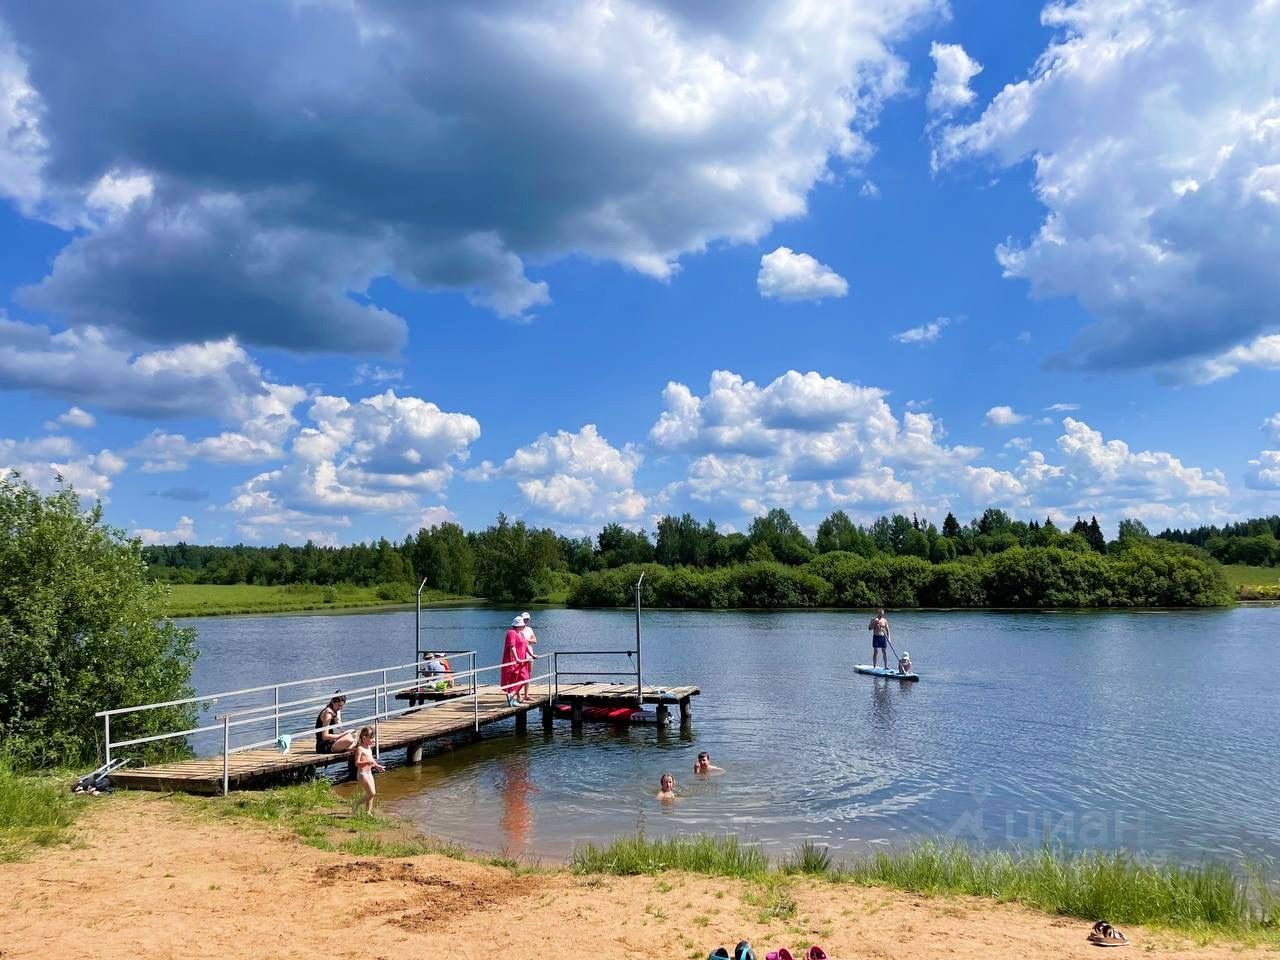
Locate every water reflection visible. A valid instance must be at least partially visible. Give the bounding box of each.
[496,753,534,854]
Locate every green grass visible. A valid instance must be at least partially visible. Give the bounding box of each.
[174,781,531,869]
[572,833,771,878]
[1221,565,1280,600]
[572,835,1280,941]
[0,760,86,861]
[163,582,473,617]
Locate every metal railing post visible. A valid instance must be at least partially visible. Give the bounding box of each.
[104,714,112,765]
[222,714,230,796]
[381,669,388,718]
[635,572,645,705]
[553,652,559,701]
[374,714,381,759]
[273,686,280,740]
[470,652,477,695]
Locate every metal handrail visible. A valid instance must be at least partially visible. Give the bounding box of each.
[551,648,639,703]
[94,658,426,719]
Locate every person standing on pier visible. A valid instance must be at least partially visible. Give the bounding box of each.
[501,616,531,707]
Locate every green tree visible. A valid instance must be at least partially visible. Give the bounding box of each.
[1086,516,1107,554]
[0,476,197,767]
[747,508,814,564]
[942,512,962,539]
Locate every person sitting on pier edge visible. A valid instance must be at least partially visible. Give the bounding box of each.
[421,652,454,688]
[693,751,723,775]
[314,692,357,754]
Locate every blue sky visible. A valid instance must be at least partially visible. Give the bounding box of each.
[1,0,1278,546]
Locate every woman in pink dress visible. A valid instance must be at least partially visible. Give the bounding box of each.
[500,616,529,707]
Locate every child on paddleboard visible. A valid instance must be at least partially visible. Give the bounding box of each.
[898,651,912,674]
[354,726,385,815]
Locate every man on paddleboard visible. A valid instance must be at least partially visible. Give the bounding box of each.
[868,607,891,670]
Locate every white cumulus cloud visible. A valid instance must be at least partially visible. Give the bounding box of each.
[133,515,196,546]
[926,42,982,118]
[984,405,1027,427]
[757,247,849,302]
[474,424,646,526]
[934,0,1280,375]
[893,317,949,344]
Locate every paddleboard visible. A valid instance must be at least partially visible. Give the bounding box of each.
[854,664,920,681]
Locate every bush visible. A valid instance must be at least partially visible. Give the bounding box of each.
[0,477,198,767]
[567,543,1230,610]
[728,561,830,608]
[374,581,413,602]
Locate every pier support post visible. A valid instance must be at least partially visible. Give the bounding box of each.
[407,742,424,764]
[656,703,670,726]
[679,698,691,731]
[515,709,527,734]
[570,701,584,730]
[541,704,554,730]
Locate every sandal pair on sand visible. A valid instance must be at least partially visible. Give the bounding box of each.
[1088,921,1130,947]
[707,943,827,960]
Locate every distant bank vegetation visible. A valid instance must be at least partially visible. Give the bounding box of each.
[143,506,1234,609]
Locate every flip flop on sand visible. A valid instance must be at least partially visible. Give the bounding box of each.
[1088,921,1130,947]
[734,942,757,960]
[805,948,828,960]
[708,949,731,959]
[765,949,794,960]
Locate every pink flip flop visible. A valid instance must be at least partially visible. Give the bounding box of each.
[766,950,794,960]
[805,948,828,960]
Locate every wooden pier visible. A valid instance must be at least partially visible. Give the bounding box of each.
[109,681,700,795]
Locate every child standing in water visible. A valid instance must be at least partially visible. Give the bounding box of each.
[656,772,677,801]
[354,726,385,815]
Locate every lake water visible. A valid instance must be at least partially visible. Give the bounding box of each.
[181,605,1280,866]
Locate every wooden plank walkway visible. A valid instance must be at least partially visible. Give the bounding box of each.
[108,681,700,794]
[110,685,548,795]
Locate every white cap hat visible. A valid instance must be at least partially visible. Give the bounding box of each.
[901,651,910,658]
[521,611,531,620]
[511,615,525,627]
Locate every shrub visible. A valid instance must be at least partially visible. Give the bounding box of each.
[0,477,197,767]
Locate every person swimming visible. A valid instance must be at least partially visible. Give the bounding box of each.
[657,772,677,800]
[693,751,724,774]
[897,650,912,674]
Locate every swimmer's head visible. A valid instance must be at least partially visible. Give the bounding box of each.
[694,751,711,771]
[659,772,675,792]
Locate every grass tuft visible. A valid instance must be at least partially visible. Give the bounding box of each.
[572,834,769,878]
[784,839,833,875]
[0,759,85,861]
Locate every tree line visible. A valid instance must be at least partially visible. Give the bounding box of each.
[141,506,1227,606]
[1157,515,1280,567]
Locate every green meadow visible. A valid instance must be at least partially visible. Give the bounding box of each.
[1222,565,1280,600]
[164,582,472,618]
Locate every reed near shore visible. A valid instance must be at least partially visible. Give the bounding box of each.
[572,835,1280,940]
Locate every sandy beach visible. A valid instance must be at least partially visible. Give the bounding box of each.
[1,795,1273,960]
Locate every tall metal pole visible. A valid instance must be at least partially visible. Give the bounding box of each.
[415,577,428,661]
[634,572,645,704]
